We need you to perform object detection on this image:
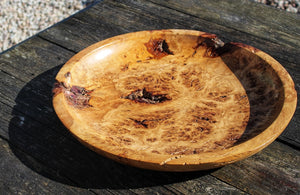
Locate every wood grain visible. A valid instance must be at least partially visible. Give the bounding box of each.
[148,0,300,49]
[0,137,94,194]
[0,36,75,83]
[162,175,248,194]
[212,141,300,194]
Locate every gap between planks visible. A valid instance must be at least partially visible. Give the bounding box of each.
[37,35,78,54]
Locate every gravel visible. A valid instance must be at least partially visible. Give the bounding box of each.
[0,0,100,53]
[0,0,299,53]
[252,0,300,13]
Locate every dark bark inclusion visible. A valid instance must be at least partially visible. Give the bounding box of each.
[123,88,171,104]
[143,34,242,62]
[193,35,225,57]
[53,81,93,109]
[144,38,174,59]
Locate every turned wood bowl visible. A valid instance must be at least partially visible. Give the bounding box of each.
[53,29,297,171]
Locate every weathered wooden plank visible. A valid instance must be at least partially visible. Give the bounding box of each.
[0,101,15,138]
[0,67,70,133]
[163,175,248,194]
[129,187,175,195]
[211,141,300,195]
[38,12,128,53]
[0,36,75,83]
[38,0,300,147]
[0,70,28,107]
[280,110,300,149]
[39,0,300,64]
[148,0,300,49]
[0,137,94,195]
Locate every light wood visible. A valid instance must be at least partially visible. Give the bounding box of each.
[53,29,297,171]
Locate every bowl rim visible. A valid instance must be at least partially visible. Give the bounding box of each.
[53,29,297,171]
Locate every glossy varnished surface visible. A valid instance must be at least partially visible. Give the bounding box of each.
[53,30,296,171]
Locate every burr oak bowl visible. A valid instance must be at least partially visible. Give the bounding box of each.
[53,29,297,171]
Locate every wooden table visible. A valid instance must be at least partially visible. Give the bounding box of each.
[1,0,299,194]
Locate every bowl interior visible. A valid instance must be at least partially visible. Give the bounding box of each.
[219,43,284,144]
[53,30,295,171]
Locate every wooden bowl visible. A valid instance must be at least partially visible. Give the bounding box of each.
[53,29,297,171]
